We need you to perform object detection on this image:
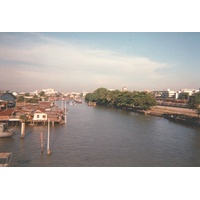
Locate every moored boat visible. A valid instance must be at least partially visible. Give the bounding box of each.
[0,123,15,138]
[88,101,96,106]
[74,98,82,103]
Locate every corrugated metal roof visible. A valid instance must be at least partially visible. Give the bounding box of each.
[0,92,16,100]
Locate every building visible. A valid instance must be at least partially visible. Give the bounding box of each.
[179,89,197,96]
[152,91,163,98]
[0,91,16,110]
[161,89,176,99]
[30,90,39,96]
[122,87,128,92]
[42,88,58,96]
[32,110,48,122]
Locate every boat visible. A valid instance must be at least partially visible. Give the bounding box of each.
[0,152,12,167]
[88,101,97,106]
[69,101,74,106]
[0,123,15,138]
[74,98,82,104]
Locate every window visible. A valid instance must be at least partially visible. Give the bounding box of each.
[37,115,39,118]
[43,115,46,118]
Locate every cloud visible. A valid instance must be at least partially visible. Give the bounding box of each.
[0,33,170,92]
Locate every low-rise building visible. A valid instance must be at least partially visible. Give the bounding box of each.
[179,89,196,96]
[161,89,175,99]
[0,90,16,109]
[32,110,48,122]
[152,91,163,98]
[122,87,128,92]
[42,88,58,96]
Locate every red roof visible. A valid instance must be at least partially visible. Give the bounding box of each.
[0,109,14,116]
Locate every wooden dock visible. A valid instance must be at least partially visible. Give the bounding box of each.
[0,152,12,167]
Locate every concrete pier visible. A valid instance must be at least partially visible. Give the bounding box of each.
[21,122,25,138]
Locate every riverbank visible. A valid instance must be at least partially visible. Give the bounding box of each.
[147,106,200,127]
[98,104,200,127]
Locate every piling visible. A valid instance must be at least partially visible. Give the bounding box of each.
[40,132,44,153]
[62,98,64,111]
[21,122,25,138]
[47,119,51,155]
[65,100,67,124]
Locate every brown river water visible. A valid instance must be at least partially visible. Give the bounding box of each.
[1,100,200,167]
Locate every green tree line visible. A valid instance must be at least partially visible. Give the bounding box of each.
[85,88,157,110]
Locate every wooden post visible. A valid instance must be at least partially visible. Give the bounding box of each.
[21,122,25,138]
[65,100,67,124]
[47,119,51,155]
[40,132,44,153]
[62,97,63,110]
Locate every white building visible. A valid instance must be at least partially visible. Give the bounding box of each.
[152,91,163,98]
[33,110,48,122]
[30,90,39,96]
[179,89,197,96]
[122,87,128,92]
[42,88,58,96]
[161,89,175,98]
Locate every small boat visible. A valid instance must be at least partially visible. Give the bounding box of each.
[0,123,15,138]
[0,152,12,167]
[69,101,74,106]
[88,101,97,106]
[74,98,82,104]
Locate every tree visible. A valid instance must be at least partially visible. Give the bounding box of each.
[85,88,108,104]
[17,95,24,102]
[188,92,200,118]
[105,90,121,106]
[179,92,189,100]
[39,91,45,97]
[93,88,108,104]
[114,91,156,110]
[85,93,98,102]
[85,88,156,110]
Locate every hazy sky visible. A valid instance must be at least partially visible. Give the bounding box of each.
[0,32,200,93]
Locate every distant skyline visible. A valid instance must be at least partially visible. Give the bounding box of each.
[0,32,200,93]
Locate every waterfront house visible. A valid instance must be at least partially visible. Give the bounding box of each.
[32,110,48,122]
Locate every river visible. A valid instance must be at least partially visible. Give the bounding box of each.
[1,100,200,167]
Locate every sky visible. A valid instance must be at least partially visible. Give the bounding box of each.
[0,32,200,93]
